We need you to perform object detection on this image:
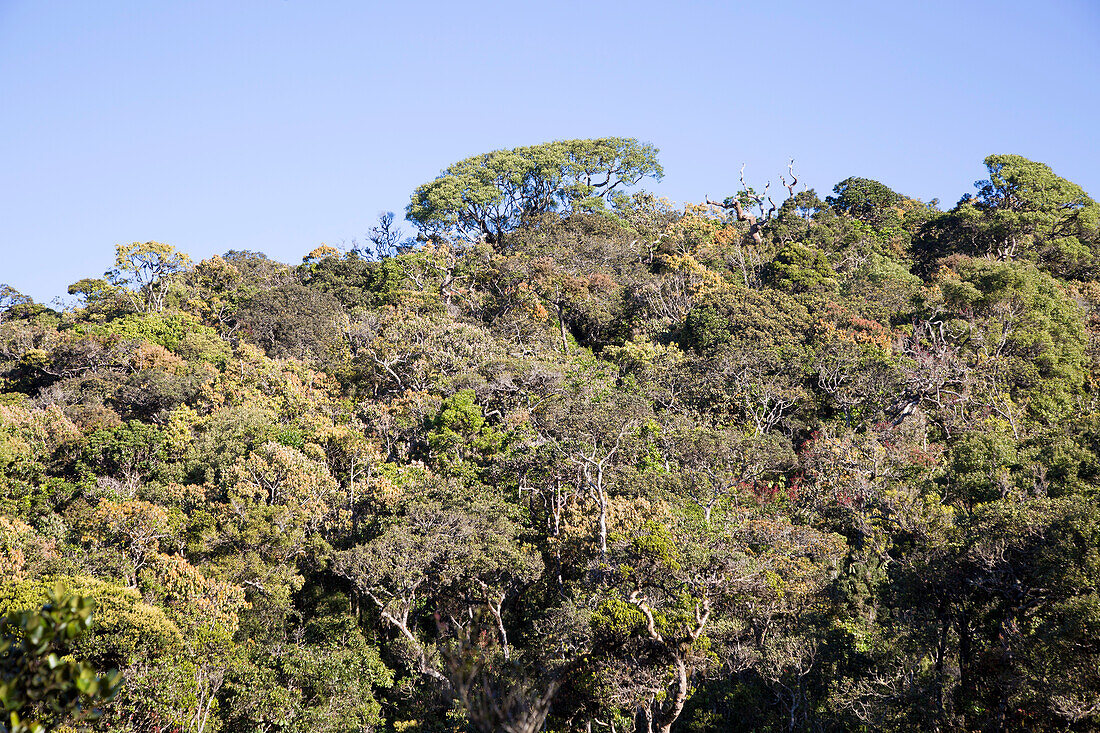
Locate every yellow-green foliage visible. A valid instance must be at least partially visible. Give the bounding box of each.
[0,150,1098,732]
[0,576,184,660]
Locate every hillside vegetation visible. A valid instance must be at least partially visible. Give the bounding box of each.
[2,140,1100,732]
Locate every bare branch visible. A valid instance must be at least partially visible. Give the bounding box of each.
[781,159,798,199]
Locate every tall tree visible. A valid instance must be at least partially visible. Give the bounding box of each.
[406,138,662,246]
[107,241,192,313]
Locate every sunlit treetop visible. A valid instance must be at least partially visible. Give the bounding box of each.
[406,137,663,246]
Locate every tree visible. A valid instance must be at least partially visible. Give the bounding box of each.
[406,138,663,246]
[873,496,1100,731]
[827,177,904,227]
[333,479,540,691]
[0,584,122,733]
[583,506,846,733]
[654,421,794,523]
[11,140,1100,733]
[66,278,128,316]
[971,154,1098,262]
[918,155,1100,275]
[903,257,1089,431]
[363,211,410,259]
[89,499,172,586]
[107,242,192,313]
[681,288,812,432]
[764,242,838,293]
[535,363,650,561]
[0,287,33,325]
[234,283,348,363]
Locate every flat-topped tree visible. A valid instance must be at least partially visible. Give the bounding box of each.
[406,138,662,247]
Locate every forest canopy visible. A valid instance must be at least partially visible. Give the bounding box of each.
[406,137,663,245]
[2,142,1100,732]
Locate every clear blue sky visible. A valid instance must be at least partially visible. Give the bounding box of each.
[2,0,1098,303]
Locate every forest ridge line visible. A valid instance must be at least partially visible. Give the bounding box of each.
[1,139,1099,732]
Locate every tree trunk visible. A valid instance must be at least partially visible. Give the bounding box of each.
[556,302,570,355]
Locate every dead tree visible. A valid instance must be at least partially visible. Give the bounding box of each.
[706,159,798,245]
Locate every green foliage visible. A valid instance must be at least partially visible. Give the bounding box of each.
[919,154,1100,277]
[426,389,504,470]
[0,584,122,733]
[66,278,128,317]
[827,176,905,227]
[975,154,1099,266]
[301,250,413,310]
[234,283,348,363]
[940,257,1087,421]
[591,597,646,640]
[764,242,838,293]
[407,138,662,244]
[77,420,167,483]
[681,286,809,356]
[71,311,217,352]
[107,241,192,314]
[0,288,33,322]
[628,520,682,573]
[4,148,1100,732]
